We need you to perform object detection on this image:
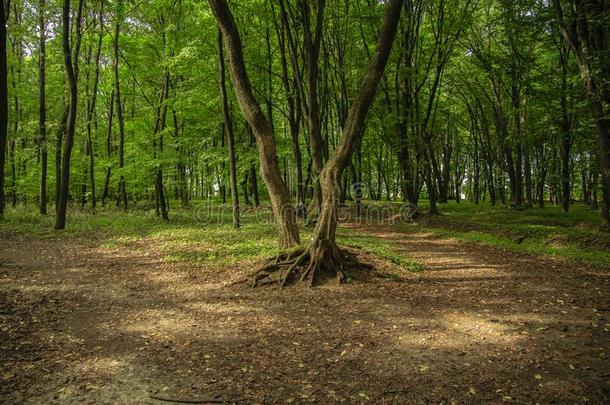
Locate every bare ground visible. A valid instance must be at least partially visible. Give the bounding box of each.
[1,223,609,404]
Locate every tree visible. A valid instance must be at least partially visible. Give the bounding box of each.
[209,0,403,285]
[208,0,300,249]
[0,0,8,219]
[114,0,127,212]
[553,0,609,228]
[38,0,47,215]
[55,0,84,230]
[216,28,239,229]
[301,0,402,285]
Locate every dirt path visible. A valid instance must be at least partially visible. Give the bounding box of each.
[1,224,609,404]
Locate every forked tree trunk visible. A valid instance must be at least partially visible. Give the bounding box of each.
[209,0,299,248]
[211,0,401,285]
[304,0,402,284]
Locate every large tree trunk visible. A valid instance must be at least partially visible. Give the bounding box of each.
[209,0,300,249]
[216,29,239,229]
[0,0,8,218]
[302,0,402,285]
[55,0,83,229]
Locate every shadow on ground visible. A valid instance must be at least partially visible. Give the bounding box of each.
[1,223,609,403]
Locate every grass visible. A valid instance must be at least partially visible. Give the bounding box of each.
[1,199,607,271]
[0,203,282,268]
[1,202,420,273]
[402,200,610,267]
[340,231,422,272]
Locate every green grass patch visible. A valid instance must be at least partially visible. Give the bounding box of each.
[1,199,606,271]
[404,200,610,267]
[339,230,422,272]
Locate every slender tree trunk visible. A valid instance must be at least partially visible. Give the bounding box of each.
[241,172,251,206]
[250,164,259,207]
[55,106,67,211]
[301,0,326,215]
[0,0,7,218]
[84,2,103,213]
[113,2,127,211]
[274,7,305,216]
[9,32,20,208]
[102,90,114,205]
[55,0,83,230]
[219,125,227,204]
[38,0,47,215]
[216,29,239,229]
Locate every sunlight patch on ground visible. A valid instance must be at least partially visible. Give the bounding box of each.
[394,313,527,349]
[120,309,198,338]
[75,355,127,377]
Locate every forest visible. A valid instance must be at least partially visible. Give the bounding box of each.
[0,0,609,403]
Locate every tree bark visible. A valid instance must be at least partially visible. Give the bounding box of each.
[301,0,326,214]
[84,1,103,213]
[305,0,402,283]
[102,90,114,206]
[113,0,127,211]
[38,0,47,215]
[554,0,610,228]
[274,3,305,215]
[0,0,8,218]
[216,28,239,229]
[209,0,300,248]
[55,105,68,212]
[55,0,83,229]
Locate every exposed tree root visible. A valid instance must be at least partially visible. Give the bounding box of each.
[251,240,365,287]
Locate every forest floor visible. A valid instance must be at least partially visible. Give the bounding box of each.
[1,203,609,404]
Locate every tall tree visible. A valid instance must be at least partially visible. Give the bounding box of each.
[38,0,47,215]
[208,0,300,249]
[297,0,402,285]
[216,28,239,229]
[55,0,84,229]
[301,0,326,216]
[553,0,610,228]
[113,0,127,211]
[0,0,8,219]
[83,0,104,213]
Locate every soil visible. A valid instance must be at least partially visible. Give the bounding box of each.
[1,223,609,404]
